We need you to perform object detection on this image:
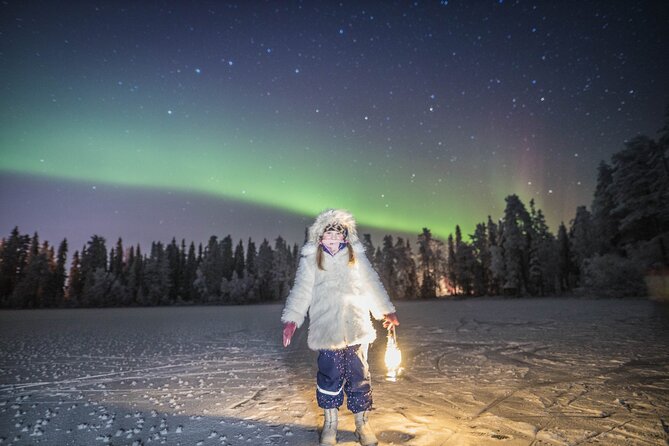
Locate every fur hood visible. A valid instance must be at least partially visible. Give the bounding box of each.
[307,209,360,244]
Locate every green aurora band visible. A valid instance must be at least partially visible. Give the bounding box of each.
[1,111,537,240]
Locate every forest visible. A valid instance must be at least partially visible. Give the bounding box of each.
[1,114,667,308]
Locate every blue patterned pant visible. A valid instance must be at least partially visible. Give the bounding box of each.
[316,344,372,413]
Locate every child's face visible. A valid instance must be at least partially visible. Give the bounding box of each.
[321,230,345,253]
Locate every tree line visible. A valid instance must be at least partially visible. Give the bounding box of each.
[1,111,667,308]
[0,233,301,308]
[398,109,667,299]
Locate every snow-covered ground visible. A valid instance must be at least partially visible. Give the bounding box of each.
[1,298,668,445]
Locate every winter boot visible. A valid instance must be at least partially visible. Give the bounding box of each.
[319,408,338,446]
[354,410,378,446]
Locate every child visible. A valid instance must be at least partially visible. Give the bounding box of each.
[281,209,399,446]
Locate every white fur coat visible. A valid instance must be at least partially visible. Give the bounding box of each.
[281,240,396,351]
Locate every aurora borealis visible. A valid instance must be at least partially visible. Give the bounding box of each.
[1,1,668,250]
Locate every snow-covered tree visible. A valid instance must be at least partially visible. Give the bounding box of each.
[222,273,254,304]
[470,223,490,296]
[379,235,396,297]
[245,238,257,277]
[591,161,618,253]
[66,250,83,305]
[581,254,647,298]
[73,235,109,306]
[10,235,52,308]
[126,245,144,305]
[272,236,292,301]
[394,238,418,299]
[528,201,557,296]
[610,136,669,245]
[81,235,108,277]
[110,238,125,278]
[446,234,456,294]
[361,234,375,262]
[500,195,532,295]
[454,225,476,296]
[417,228,446,298]
[569,206,596,283]
[50,238,68,306]
[487,217,502,295]
[142,242,171,305]
[556,223,572,292]
[196,236,224,301]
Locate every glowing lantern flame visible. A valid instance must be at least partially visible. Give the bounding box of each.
[384,326,402,381]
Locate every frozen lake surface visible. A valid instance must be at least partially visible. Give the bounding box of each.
[1,298,668,445]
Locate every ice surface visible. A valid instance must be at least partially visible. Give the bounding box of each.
[1,298,668,445]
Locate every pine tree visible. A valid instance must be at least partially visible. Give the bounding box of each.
[417,228,445,298]
[246,238,257,277]
[362,234,375,262]
[610,136,669,244]
[569,206,596,284]
[52,238,68,306]
[454,225,475,296]
[82,235,108,274]
[166,238,181,303]
[255,239,275,301]
[243,238,258,302]
[379,235,396,298]
[11,234,52,308]
[127,245,144,305]
[183,242,198,302]
[272,236,292,301]
[407,239,419,299]
[143,242,171,305]
[446,234,457,294]
[470,223,490,296]
[394,238,418,299]
[177,239,188,300]
[556,223,572,292]
[80,235,109,307]
[115,244,133,306]
[220,235,234,281]
[85,268,119,307]
[591,161,618,253]
[233,240,245,279]
[111,238,124,277]
[456,242,476,296]
[195,236,223,301]
[528,201,557,296]
[487,217,502,295]
[0,227,30,306]
[67,250,83,305]
[500,195,532,295]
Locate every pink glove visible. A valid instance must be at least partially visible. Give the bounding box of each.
[283,322,297,347]
[383,313,400,329]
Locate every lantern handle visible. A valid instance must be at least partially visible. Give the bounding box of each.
[387,324,397,342]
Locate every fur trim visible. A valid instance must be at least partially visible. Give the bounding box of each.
[308,209,359,244]
[300,242,318,256]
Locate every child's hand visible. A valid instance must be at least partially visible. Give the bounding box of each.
[283,322,297,347]
[383,313,399,328]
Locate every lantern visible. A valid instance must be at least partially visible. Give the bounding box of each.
[384,325,402,381]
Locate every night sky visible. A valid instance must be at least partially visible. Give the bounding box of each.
[1,1,668,252]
